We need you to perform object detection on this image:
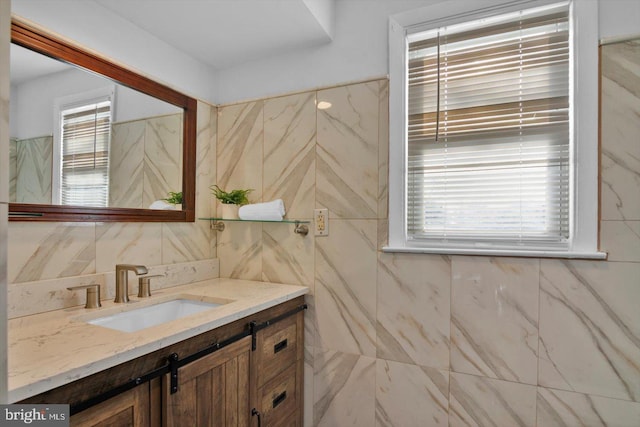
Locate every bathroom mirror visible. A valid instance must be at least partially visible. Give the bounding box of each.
[8,17,197,222]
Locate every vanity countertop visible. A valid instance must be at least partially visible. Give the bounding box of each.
[7,278,308,403]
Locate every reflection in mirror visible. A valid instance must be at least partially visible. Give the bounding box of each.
[9,17,196,222]
[10,44,184,210]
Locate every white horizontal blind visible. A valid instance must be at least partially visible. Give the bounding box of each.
[406,3,571,248]
[60,101,111,207]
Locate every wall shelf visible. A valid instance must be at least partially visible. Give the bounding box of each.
[198,218,310,236]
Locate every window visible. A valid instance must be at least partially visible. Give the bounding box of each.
[53,88,114,207]
[387,0,604,258]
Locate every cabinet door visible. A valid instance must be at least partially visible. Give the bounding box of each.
[163,336,251,427]
[71,384,150,427]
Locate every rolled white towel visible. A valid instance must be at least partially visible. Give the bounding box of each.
[149,200,177,210]
[238,199,285,221]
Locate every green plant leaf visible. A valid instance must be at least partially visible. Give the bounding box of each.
[162,191,183,204]
[209,185,252,205]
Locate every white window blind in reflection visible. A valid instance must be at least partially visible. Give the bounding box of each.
[406,2,571,248]
[60,101,111,207]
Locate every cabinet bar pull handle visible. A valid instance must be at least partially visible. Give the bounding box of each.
[251,408,262,427]
[274,339,288,354]
[272,391,287,408]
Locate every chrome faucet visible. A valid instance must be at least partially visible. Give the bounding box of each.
[114,264,148,303]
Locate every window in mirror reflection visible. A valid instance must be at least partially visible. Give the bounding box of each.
[10,42,184,210]
[56,93,113,207]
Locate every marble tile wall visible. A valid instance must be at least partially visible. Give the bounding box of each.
[14,136,53,204]
[110,113,183,209]
[7,101,218,318]
[216,42,640,425]
[109,120,144,208]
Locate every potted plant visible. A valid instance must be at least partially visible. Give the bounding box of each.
[163,191,183,210]
[210,185,252,219]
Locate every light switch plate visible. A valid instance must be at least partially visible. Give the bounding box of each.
[314,208,329,236]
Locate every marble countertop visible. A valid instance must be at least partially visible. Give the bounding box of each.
[8,278,308,403]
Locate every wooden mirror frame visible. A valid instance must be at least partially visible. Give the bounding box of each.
[9,17,197,222]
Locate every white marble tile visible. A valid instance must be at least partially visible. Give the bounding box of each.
[143,114,183,207]
[451,256,539,385]
[600,221,640,262]
[198,102,217,257]
[316,82,379,219]
[315,219,377,356]
[109,120,144,208]
[378,79,389,220]
[8,222,95,283]
[537,387,640,427]
[601,41,640,221]
[377,218,388,250]
[449,372,537,427]
[95,222,162,273]
[196,101,215,220]
[375,359,449,427]
[263,92,316,219]
[15,136,52,204]
[304,292,317,353]
[304,345,314,427]
[262,222,314,287]
[377,252,450,369]
[217,102,263,206]
[539,259,640,402]
[314,349,375,427]
[216,221,262,280]
[146,259,220,288]
[162,221,211,264]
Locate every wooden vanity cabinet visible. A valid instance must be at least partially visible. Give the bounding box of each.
[19,296,305,427]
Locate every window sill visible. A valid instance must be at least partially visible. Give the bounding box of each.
[381,246,608,260]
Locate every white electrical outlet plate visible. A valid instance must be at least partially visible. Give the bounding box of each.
[314,208,329,236]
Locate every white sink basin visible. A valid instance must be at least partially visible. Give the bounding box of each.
[87,298,224,333]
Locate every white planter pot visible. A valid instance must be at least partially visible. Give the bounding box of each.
[221,204,239,219]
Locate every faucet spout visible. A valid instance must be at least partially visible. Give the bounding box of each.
[114,264,148,303]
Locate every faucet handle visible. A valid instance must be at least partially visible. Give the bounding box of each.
[67,284,102,309]
[138,275,164,298]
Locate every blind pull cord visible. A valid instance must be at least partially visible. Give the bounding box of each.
[435,32,441,143]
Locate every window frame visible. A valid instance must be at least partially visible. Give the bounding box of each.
[386,0,605,259]
[52,86,115,207]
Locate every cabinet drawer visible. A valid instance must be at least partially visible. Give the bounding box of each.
[255,313,299,387]
[255,364,298,427]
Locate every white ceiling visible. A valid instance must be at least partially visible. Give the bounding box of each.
[94,0,335,70]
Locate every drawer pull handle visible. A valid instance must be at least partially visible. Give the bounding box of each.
[272,391,287,408]
[274,339,288,354]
